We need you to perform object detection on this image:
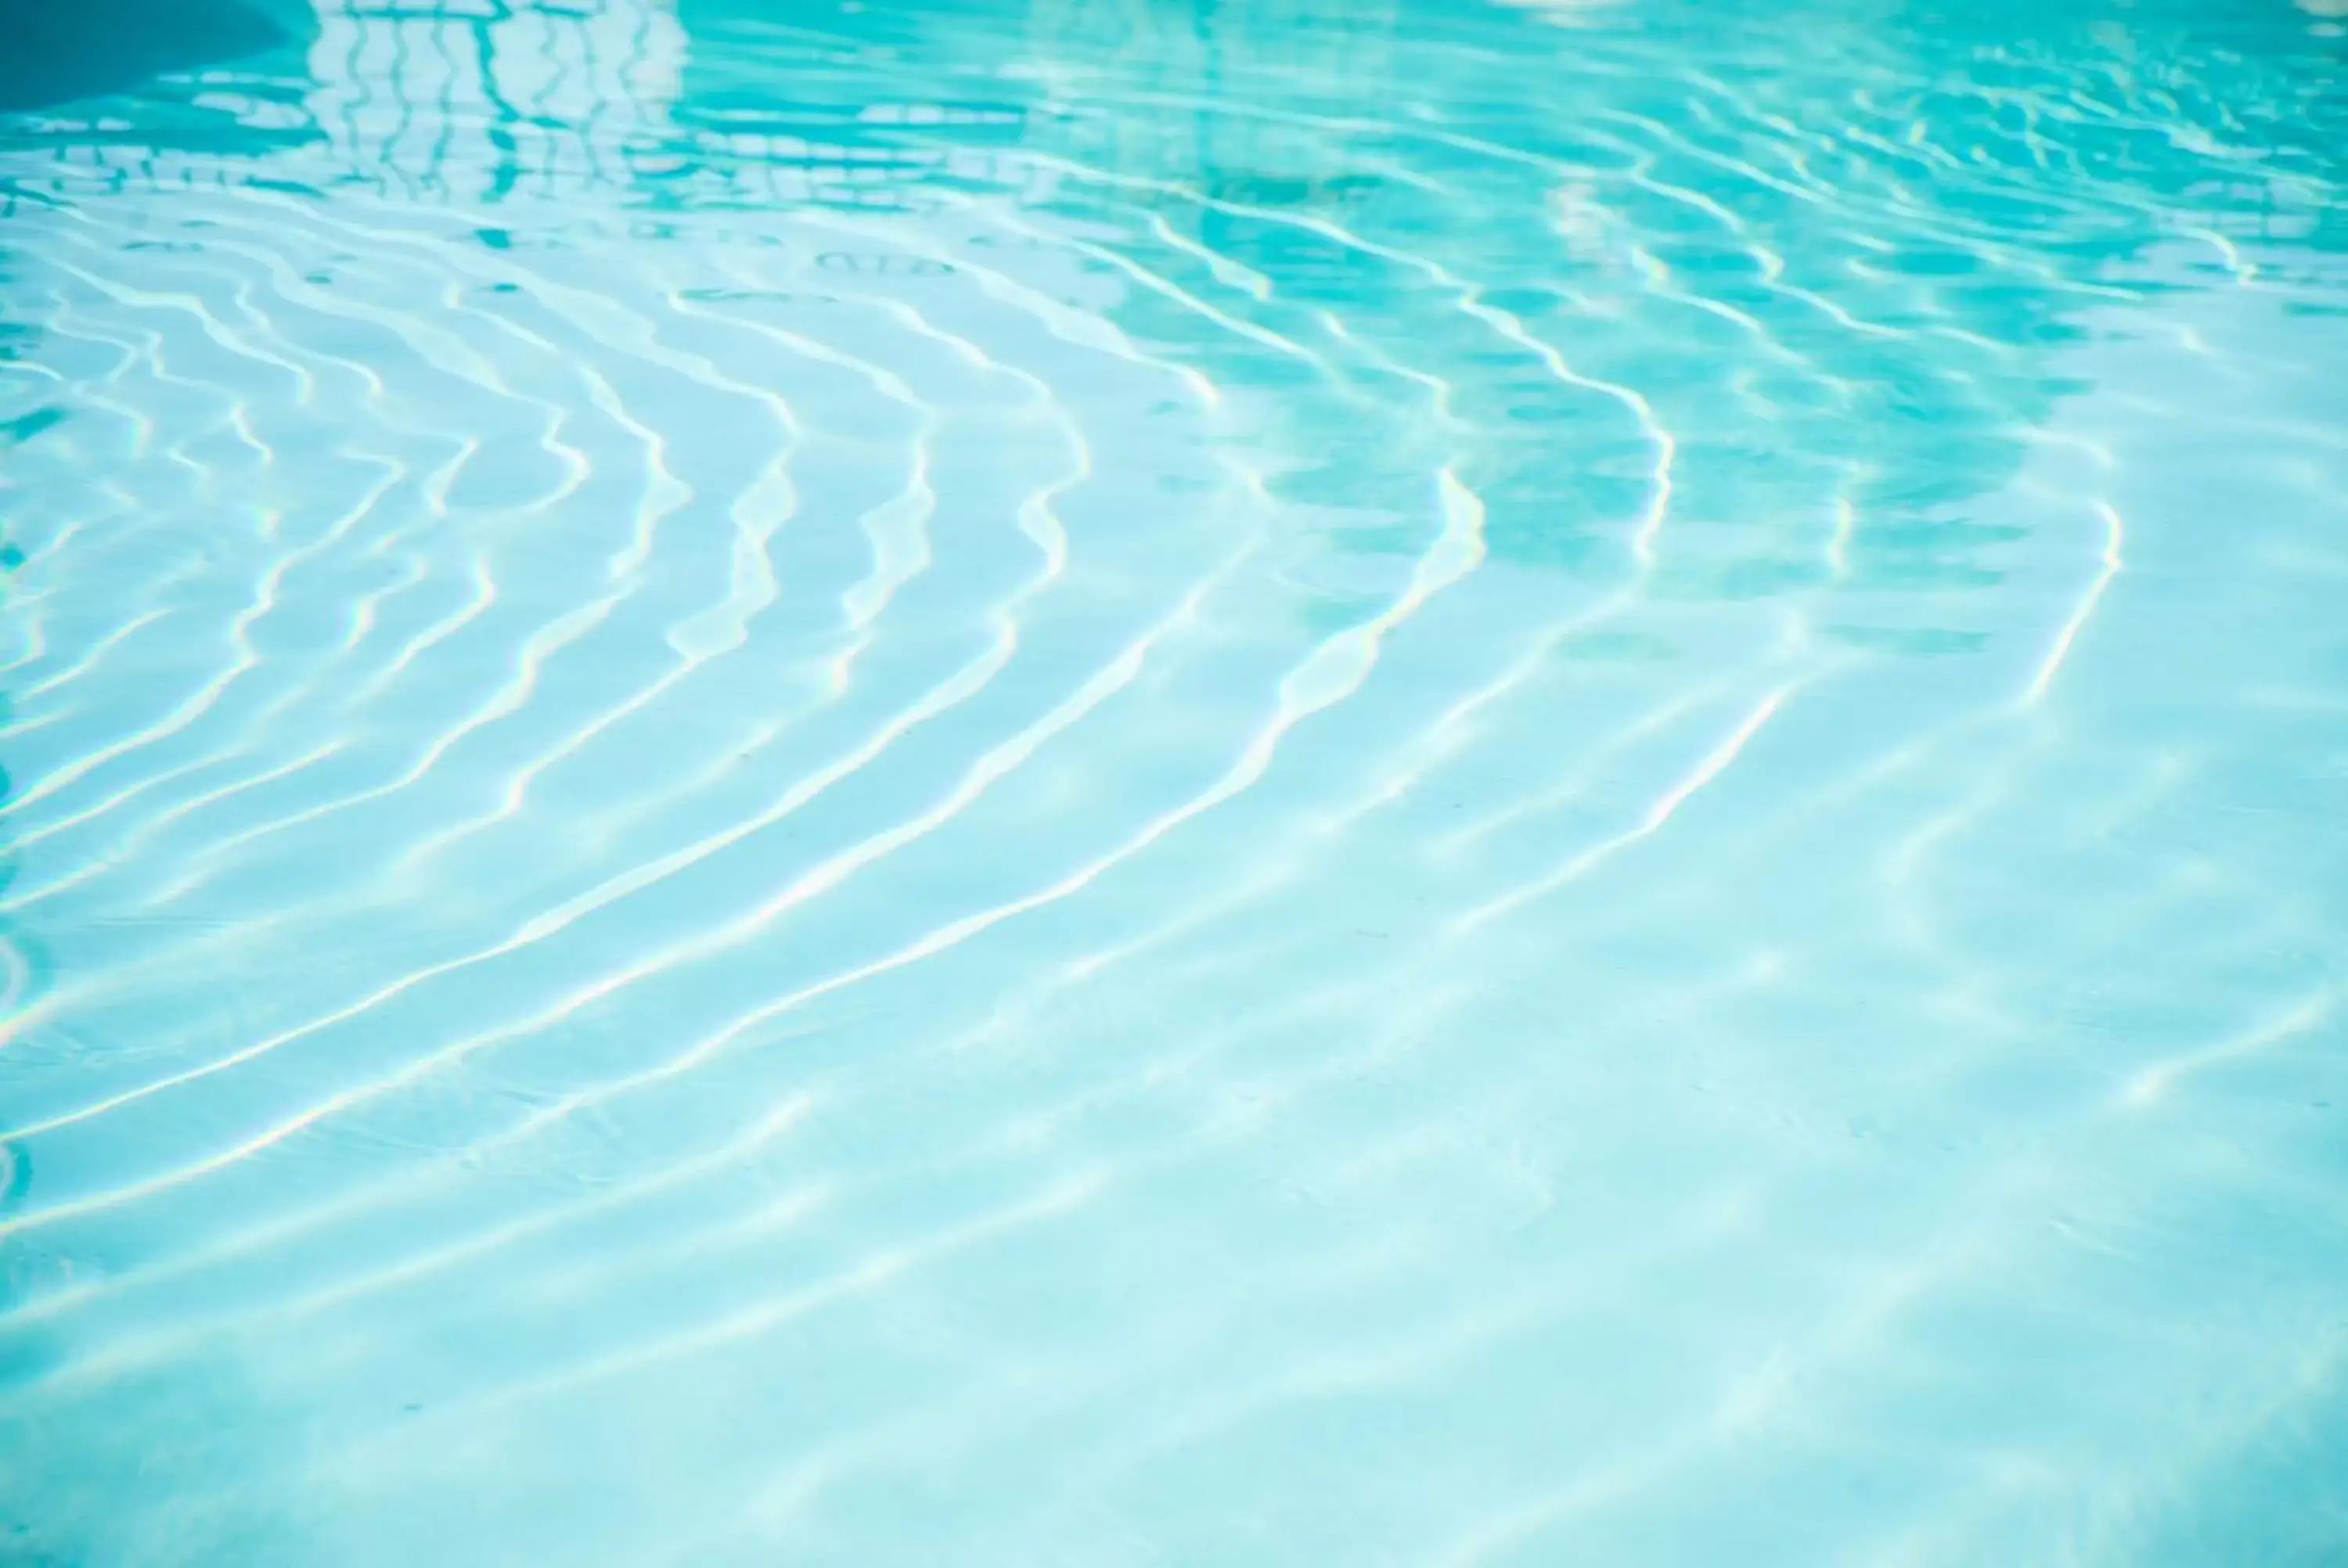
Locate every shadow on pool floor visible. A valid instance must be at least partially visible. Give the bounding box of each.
[0,0,304,114]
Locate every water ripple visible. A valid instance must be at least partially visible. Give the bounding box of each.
[5,1,2347,1563]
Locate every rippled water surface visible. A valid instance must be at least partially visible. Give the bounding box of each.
[4,0,2347,1562]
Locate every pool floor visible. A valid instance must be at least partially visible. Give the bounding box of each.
[2,1,2346,1563]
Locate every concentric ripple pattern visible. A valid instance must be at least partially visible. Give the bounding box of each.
[2,1,2346,1563]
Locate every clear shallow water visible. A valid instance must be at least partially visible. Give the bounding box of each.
[2,0,2346,1561]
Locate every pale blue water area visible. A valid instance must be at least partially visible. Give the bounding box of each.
[2,0,2346,1560]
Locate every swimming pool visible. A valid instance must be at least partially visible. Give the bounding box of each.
[2,0,2344,1561]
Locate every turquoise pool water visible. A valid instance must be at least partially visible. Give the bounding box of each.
[2,0,2345,1561]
